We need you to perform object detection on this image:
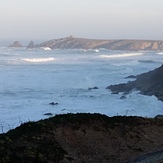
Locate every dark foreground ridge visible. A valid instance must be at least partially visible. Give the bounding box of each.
[0,113,163,163]
[107,64,163,101]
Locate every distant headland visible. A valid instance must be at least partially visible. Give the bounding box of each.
[8,36,163,51]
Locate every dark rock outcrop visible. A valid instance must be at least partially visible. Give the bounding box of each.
[26,41,35,49]
[49,102,58,105]
[111,91,119,94]
[88,86,99,90]
[107,64,163,101]
[44,113,53,116]
[8,41,23,47]
[155,115,163,120]
[120,95,126,99]
[1,113,163,163]
[37,36,163,51]
[125,75,137,79]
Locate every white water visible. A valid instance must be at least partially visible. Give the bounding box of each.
[100,52,143,58]
[22,57,55,63]
[0,47,163,133]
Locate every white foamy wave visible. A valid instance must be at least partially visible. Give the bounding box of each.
[100,53,143,58]
[157,52,163,55]
[94,49,99,53]
[22,57,55,63]
[41,47,52,51]
[80,49,100,53]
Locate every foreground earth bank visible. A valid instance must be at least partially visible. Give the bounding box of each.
[0,113,163,163]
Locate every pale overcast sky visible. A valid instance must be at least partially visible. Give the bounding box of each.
[0,0,163,40]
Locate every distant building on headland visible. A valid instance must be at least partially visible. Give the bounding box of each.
[69,35,74,38]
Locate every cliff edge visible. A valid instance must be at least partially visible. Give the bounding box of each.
[7,37,163,51]
[38,36,163,51]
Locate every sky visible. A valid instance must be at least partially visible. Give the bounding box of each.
[0,0,163,41]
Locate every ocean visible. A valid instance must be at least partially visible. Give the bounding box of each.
[0,47,163,133]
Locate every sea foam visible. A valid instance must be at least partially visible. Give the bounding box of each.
[157,52,163,55]
[22,57,55,63]
[0,48,163,133]
[99,53,143,58]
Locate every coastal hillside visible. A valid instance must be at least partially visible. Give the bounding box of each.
[0,113,163,163]
[37,36,163,51]
[107,64,163,101]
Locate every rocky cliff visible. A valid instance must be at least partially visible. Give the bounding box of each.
[7,37,163,51]
[38,36,163,51]
[0,113,163,163]
[107,64,163,101]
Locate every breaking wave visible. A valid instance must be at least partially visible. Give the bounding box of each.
[157,52,163,55]
[41,47,52,51]
[99,53,143,58]
[22,57,55,63]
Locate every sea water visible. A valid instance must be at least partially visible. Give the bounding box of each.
[0,47,163,133]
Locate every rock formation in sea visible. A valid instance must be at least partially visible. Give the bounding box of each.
[0,113,163,163]
[8,41,23,47]
[37,36,163,51]
[107,64,163,101]
[26,41,35,49]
